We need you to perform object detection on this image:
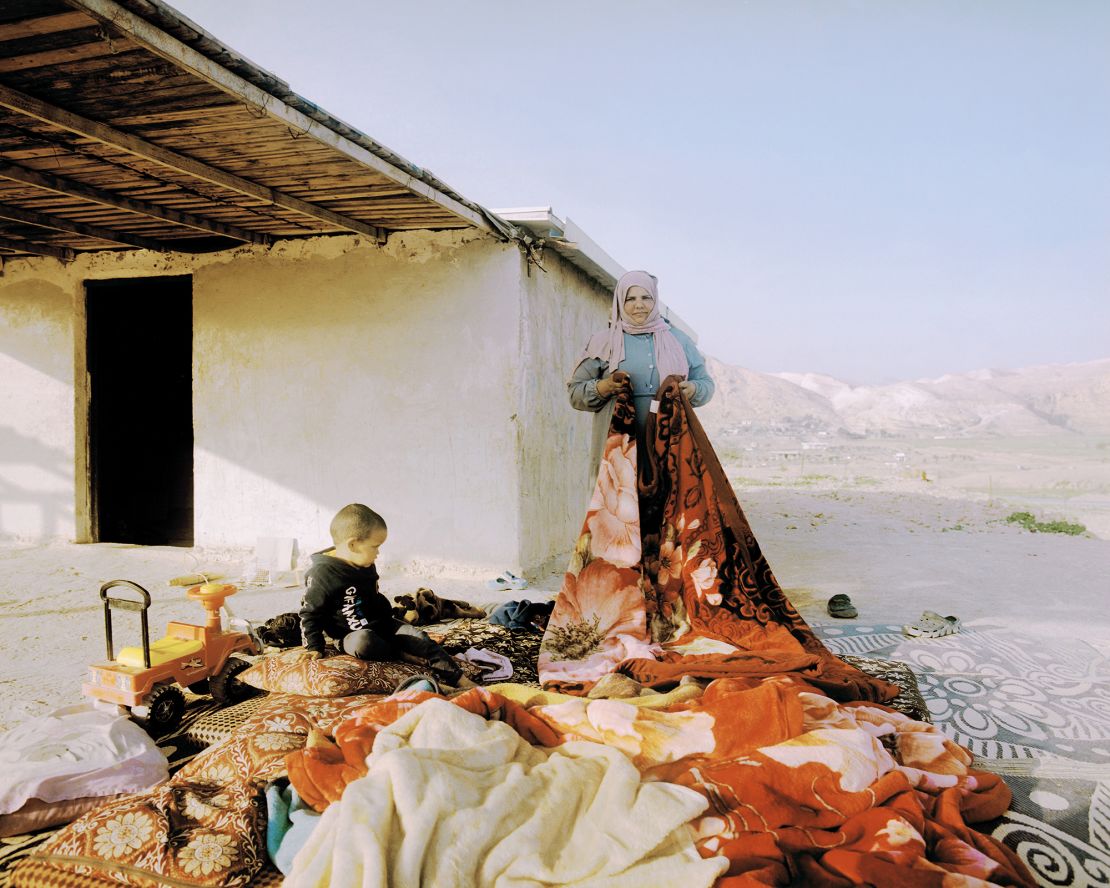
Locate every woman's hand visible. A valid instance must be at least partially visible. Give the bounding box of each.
[679,381,697,400]
[596,372,629,398]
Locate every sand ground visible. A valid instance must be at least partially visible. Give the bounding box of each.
[1,484,1107,733]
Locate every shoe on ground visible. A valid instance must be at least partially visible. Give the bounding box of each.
[486,570,528,591]
[826,594,857,619]
[902,610,960,638]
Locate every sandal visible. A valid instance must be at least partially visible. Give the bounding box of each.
[393,674,441,695]
[486,570,528,591]
[902,610,961,638]
[827,594,857,619]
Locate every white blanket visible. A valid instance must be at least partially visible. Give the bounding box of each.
[0,703,167,814]
[285,698,727,888]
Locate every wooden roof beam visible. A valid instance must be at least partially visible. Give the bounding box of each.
[0,11,94,42]
[67,0,500,236]
[0,82,386,243]
[0,159,271,245]
[0,201,172,251]
[0,235,75,262]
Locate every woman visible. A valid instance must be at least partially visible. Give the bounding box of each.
[568,270,715,436]
[543,270,897,706]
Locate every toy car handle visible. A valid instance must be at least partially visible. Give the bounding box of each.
[100,580,151,608]
[99,580,152,667]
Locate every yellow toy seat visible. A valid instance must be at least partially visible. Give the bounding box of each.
[118,636,204,668]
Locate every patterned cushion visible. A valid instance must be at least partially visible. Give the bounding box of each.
[12,775,266,888]
[236,693,387,737]
[237,648,424,696]
[174,732,306,788]
[839,653,931,723]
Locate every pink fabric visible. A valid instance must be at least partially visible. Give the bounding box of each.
[577,270,690,382]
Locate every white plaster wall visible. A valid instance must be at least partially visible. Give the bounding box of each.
[0,233,621,572]
[0,232,526,571]
[514,253,611,570]
[0,265,78,540]
[190,231,524,571]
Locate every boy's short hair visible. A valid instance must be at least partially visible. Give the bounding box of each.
[330,503,387,544]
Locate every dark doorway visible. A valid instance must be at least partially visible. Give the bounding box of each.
[87,276,194,546]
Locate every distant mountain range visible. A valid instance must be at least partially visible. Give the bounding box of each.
[698,357,1110,437]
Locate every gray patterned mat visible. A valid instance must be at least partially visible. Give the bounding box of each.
[817,623,1110,887]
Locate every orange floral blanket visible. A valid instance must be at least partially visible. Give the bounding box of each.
[539,376,896,702]
[531,675,1034,887]
[285,677,1034,886]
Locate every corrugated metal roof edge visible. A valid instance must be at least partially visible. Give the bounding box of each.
[105,0,517,241]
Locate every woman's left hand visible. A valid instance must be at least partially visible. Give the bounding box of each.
[679,381,697,400]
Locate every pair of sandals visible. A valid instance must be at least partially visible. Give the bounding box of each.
[903,610,961,639]
[487,570,527,591]
[827,595,962,640]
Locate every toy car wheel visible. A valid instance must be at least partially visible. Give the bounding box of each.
[210,656,255,706]
[132,684,185,735]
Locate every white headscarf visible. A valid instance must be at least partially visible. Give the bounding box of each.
[577,270,690,381]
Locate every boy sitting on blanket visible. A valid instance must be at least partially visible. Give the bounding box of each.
[299,503,462,684]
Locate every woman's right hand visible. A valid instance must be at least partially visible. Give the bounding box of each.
[596,371,629,398]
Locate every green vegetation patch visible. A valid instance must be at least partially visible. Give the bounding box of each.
[1005,511,1087,536]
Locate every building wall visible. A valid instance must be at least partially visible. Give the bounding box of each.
[0,232,528,572]
[0,231,617,574]
[0,264,78,540]
[191,231,526,571]
[514,252,611,571]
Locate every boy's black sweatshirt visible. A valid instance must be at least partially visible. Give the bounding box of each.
[299,550,394,654]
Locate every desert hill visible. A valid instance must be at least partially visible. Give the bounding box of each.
[698,357,1110,438]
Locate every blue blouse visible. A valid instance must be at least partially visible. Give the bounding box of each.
[568,325,714,431]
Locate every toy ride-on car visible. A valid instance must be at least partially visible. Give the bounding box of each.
[82,579,259,734]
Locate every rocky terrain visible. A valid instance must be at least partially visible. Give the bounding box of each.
[699,356,1110,438]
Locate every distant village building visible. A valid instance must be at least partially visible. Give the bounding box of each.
[0,1,696,575]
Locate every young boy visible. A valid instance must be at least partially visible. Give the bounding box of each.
[299,503,461,683]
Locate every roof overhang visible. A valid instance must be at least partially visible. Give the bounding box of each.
[493,206,623,290]
[0,0,516,260]
[493,206,698,342]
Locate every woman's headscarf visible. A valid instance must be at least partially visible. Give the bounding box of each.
[577,270,690,381]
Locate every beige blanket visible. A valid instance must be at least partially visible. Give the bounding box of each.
[284,698,728,888]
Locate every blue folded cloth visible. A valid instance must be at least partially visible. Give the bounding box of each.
[488,599,554,632]
[265,780,322,874]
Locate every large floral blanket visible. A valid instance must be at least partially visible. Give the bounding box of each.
[287,677,1033,886]
[536,675,1036,886]
[540,376,897,702]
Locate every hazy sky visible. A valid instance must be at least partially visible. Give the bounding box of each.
[171,0,1109,383]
